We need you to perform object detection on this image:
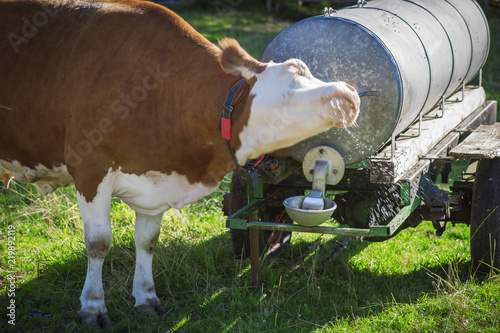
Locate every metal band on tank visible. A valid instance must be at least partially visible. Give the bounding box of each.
[470,0,491,70]
[332,12,404,134]
[444,0,473,89]
[403,0,454,106]
[362,6,432,117]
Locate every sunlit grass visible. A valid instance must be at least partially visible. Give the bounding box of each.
[175,7,293,59]
[1,178,500,331]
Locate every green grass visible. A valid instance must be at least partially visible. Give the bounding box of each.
[1,180,500,332]
[173,6,294,59]
[484,8,500,115]
[2,3,500,333]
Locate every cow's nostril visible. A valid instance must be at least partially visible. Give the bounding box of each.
[346,84,356,92]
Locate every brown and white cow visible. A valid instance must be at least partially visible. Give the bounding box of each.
[0,0,360,326]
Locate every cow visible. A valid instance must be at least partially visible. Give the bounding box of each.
[0,0,360,327]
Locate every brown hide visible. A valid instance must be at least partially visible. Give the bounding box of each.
[0,0,255,201]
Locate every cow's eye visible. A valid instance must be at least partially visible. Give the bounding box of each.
[286,63,303,76]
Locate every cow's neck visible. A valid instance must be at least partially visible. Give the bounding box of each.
[204,76,253,184]
[223,78,252,159]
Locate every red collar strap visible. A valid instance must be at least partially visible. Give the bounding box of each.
[219,78,246,141]
[217,78,264,187]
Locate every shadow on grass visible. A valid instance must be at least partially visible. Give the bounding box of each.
[0,226,479,332]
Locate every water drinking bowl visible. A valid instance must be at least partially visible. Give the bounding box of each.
[283,195,337,227]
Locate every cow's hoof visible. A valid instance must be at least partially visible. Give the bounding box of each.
[78,310,113,328]
[135,297,162,314]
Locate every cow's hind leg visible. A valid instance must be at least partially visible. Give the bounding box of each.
[132,212,163,314]
[77,190,113,327]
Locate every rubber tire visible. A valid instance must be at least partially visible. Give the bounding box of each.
[228,171,292,259]
[470,158,500,275]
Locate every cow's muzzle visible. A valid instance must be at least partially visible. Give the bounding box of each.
[324,83,361,128]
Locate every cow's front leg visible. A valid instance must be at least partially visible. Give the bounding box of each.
[132,212,163,313]
[77,191,113,327]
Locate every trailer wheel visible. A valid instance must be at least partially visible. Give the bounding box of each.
[227,171,293,259]
[470,158,500,274]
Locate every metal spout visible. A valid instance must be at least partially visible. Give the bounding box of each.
[302,160,328,211]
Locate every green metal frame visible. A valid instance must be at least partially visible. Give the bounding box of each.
[226,186,421,238]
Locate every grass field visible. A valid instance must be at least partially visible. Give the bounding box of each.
[1,2,500,332]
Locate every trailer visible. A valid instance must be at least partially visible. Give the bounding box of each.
[223,0,499,289]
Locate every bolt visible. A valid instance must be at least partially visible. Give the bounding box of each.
[309,169,314,175]
[332,169,339,175]
[319,149,325,154]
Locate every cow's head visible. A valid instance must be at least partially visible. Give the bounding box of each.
[219,38,360,164]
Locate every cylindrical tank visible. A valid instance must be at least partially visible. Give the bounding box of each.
[262,0,489,165]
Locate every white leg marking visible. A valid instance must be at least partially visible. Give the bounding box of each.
[132,212,163,312]
[77,176,113,323]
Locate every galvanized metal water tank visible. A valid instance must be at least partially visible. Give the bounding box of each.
[262,0,490,165]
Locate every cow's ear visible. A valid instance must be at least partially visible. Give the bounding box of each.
[219,38,266,79]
